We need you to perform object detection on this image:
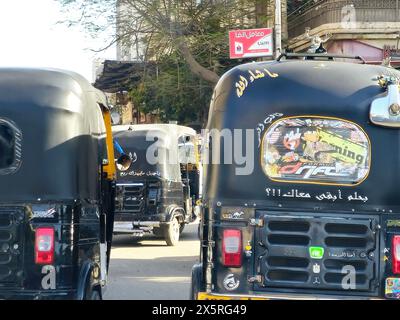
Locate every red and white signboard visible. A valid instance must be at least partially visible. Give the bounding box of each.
[229,28,273,59]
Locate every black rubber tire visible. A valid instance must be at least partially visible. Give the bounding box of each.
[190,264,203,300]
[179,223,185,234]
[164,217,180,246]
[84,285,101,300]
[153,227,163,238]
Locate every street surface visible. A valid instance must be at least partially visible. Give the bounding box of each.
[104,223,200,300]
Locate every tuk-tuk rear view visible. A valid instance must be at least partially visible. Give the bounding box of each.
[192,54,400,300]
[112,124,201,246]
[0,68,117,299]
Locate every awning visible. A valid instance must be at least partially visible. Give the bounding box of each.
[93,60,155,93]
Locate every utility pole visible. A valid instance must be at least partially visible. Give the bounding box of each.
[275,0,282,59]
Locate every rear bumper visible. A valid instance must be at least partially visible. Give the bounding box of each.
[197,292,382,300]
[114,221,160,233]
[0,289,77,300]
[113,220,167,234]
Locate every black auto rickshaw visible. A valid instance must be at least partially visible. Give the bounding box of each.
[112,124,201,246]
[192,53,400,300]
[0,68,120,299]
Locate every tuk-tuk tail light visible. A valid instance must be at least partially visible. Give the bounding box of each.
[393,235,400,274]
[222,229,242,267]
[35,227,55,265]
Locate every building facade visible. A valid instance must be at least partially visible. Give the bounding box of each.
[287,0,400,65]
[116,0,148,62]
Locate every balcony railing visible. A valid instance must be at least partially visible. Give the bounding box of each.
[288,0,400,39]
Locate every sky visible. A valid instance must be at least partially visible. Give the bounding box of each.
[0,0,115,82]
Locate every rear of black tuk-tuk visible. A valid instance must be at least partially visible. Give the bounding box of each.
[192,56,400,300]
[0,68,117,299]
[112,124,201,246]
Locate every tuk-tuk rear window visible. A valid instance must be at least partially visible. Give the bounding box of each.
[0,119,22,175]
[261,117,370,186]
[178,143,196,164]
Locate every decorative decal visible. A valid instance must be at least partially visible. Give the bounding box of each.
[328,250,357,259]
[223,274,240,291]
[265,188,369,203]
[386,278,400,299]
[221,207,254,220]
[222,211,245,220]
[256,113,284,147]
[346,192,368,203]
[266,188,311,199]
[313,263,321,274]
[309,247,324,260]
[120,170,161,178]
[283,129,302,151]
[32,208,56,219]
[235,68,279,98]
[388,220,400,227]
[262,117,370,186]
[313,277,321,285]
[131,152,138,164]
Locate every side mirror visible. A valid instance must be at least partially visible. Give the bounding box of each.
[370,79,400,127]
[116,154,132,171]
[111,111,121,125]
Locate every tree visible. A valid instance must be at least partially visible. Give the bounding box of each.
[56,0,287,124]
[57,0,263,84]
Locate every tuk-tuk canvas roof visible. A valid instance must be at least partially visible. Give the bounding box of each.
[112,124,196,182]
[205,59,400,210]
[0,68,108,202]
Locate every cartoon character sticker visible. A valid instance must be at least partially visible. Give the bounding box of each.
[283,129,301,151]
[262,117,370,185]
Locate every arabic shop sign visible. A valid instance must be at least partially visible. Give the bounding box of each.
[229,28,273,59]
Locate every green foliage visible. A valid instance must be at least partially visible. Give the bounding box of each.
[56,0,276,124]
[129,54,214,124]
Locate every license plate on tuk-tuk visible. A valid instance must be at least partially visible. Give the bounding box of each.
[114,222,134,232]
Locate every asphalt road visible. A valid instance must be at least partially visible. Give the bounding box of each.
[104,223,200,300]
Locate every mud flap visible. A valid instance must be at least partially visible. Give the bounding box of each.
[100,242,107,286]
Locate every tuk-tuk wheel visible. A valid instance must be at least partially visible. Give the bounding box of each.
[164,217,180,246]
[190,264,203,300]
[153,227,163,238]
[85,285,101,300]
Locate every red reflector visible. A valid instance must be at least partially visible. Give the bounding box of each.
[35,227,55,265]
[222,229,242,267]
[393,236,400,274]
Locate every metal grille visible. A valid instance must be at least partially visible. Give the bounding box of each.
[0,208,25,287]
[255,212,379,292]
[116,183,145,214]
